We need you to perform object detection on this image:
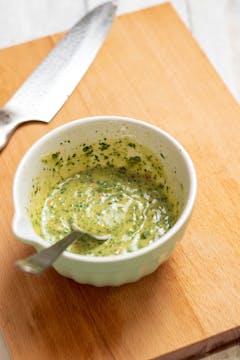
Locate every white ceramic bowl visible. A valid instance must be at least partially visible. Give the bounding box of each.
[13,116,197,286]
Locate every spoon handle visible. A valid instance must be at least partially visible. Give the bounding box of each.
[16,231,82,275]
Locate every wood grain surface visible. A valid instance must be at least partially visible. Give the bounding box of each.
[0,4,239,360]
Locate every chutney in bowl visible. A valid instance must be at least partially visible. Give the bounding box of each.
[13,116,197,286]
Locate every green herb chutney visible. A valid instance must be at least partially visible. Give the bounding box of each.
[30,138,179,256]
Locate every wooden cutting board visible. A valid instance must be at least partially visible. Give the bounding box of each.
[0,4,239,360]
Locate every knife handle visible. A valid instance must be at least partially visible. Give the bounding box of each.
[0,110,20,151]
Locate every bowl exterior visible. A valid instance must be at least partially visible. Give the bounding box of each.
[32,226,185,286]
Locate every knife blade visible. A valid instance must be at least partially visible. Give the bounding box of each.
[0,1,117,150]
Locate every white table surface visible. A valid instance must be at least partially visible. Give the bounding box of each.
[0,1,239,359]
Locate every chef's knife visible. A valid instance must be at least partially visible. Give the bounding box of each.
[0,1,117,150]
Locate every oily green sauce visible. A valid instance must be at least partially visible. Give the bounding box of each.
[30,137,180,256]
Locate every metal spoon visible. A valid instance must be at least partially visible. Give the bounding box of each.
[16,227,109,275]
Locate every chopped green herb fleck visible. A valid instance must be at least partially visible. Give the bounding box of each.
[128,143,136,148]
[99,142,110,151]
[128,156,141,164]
